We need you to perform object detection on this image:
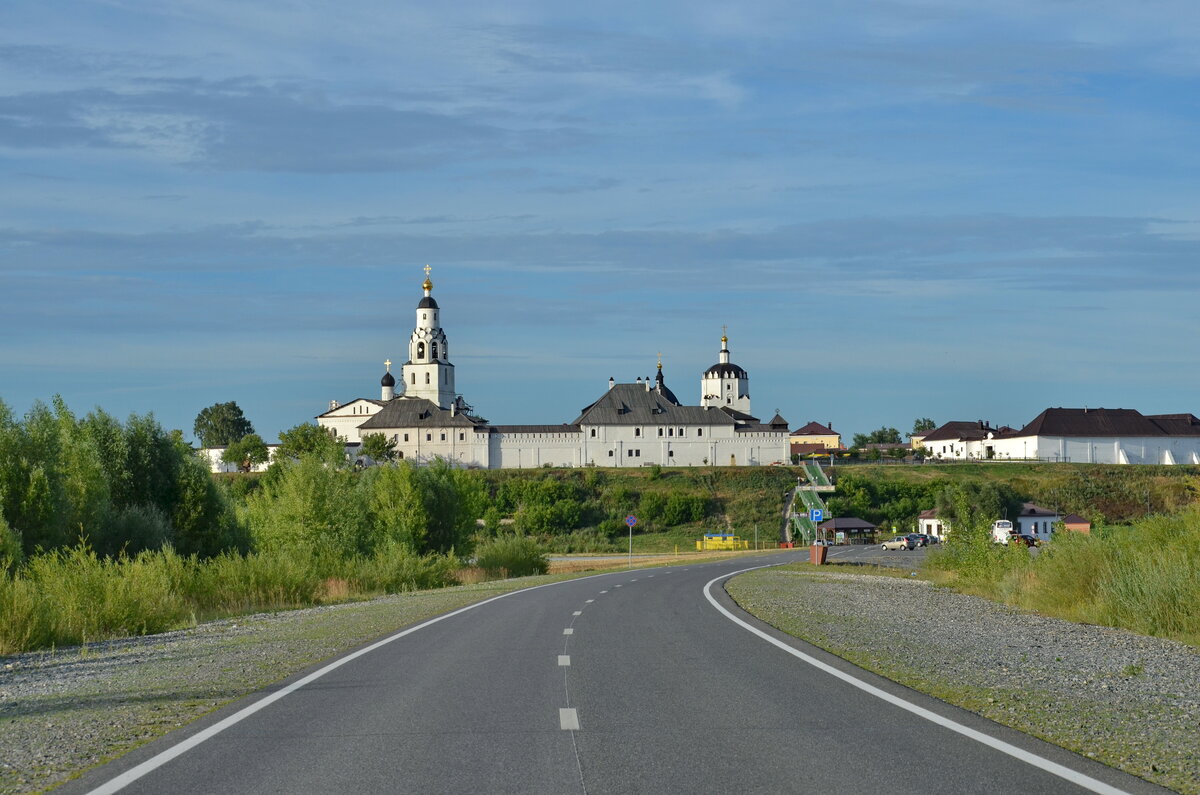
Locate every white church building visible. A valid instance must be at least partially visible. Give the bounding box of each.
[315,270,790,469]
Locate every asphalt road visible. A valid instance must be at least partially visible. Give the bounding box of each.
[67,552,1161,794]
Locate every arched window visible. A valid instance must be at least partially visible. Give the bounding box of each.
[425,372,430,384]
[431,342,438,359]
[417,342,426,359]
[411,373,416,385]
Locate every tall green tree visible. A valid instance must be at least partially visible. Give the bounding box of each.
[360,433,397,463]
[276,422,345,464]
[222,434,270,472]
[851,426,903,448]
[193,401,254,447]
[912,418,937,434]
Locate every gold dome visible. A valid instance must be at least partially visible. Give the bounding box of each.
[422,277,433,291]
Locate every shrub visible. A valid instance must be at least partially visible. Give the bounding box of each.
[474,535,549,578]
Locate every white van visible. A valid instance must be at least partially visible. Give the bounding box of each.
[991,520,1015,544]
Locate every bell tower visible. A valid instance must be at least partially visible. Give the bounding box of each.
[401,266,456,408]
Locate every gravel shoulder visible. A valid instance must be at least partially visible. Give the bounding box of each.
[726,565,1200,794]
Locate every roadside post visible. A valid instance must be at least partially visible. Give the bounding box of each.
[809,509,827,565]
[625,514,638,567]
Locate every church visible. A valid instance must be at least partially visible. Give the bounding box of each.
[316,269,791,468]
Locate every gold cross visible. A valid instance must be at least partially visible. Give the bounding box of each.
[384,359,391,371]
[722,324,727,336]
[657,351,662,367]
[424,264,431,277]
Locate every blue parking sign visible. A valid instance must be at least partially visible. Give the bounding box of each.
[809,509,823,522]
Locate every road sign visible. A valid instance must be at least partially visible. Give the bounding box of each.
[625,515,638,527]
[809,509,823,522]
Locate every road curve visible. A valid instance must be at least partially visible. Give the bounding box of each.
[64,553,1162,794]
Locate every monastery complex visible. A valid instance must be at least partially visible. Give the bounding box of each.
[315,270,791,469]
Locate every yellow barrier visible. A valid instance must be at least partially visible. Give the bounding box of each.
[695,535,750,551]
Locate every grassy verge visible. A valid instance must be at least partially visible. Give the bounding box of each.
[0,545,461,655]
[727,563,1199,794]
[925,507,1200,648]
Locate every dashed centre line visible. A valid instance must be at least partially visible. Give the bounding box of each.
[599,590,608,594]
[562,628,573,635]
[560,708,580,731]
[585,599,594,603]
[573,611,582,616]
[558,655,570,666]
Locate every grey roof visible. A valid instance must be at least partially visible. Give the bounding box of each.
[574,383,736,426]
[490,424,582,435]
[357,397,486,430]
[817,517,877,531]
[417,295,438,309]
[1018,502,1059,517]
[921,420,999,443]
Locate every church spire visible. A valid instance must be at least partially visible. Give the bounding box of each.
[403,266,456,408]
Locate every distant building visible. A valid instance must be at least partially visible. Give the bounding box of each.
[1060,514,1092,534]
[817,516,877,544]
[920,409,1200,465]
[309,270,790,469]
[790,421,841,457]
[1015,503,1061,541]
[917,508,948,540]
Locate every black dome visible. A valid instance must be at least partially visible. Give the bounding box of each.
[704,362,747,378]
[418,296,439,309]
[381,371,396,387]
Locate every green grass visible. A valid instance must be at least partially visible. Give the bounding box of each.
[925,506,1200,647]
[0,544,461,654]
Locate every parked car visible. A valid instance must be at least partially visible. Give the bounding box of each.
[812,539,835,547]
[881,536,914,551]
[1009,534,1042,548]
[906,533,930,547]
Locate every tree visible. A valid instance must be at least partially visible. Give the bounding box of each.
[361,433,397,463]
[222,434,270,472]
[912,418,936,434]
[276,422,345,464]
[193,402,254,448]
[851,426,903,448]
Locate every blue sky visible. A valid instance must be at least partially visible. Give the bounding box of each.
[3,2,1199,444]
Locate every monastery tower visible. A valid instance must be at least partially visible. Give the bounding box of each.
[700,328,750,414]
[401,266,456,409]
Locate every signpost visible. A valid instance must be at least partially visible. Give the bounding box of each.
[625,515,638,567]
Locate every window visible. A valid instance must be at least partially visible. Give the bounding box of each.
[417,342,426,358]
[726,398,731,405]
[678,428,683,436]
[668,450,674,457]
[668,428,673,437]
[628,449,634,457]
[440,433,446,441]
[635,449,641,457]
[425,373,430,384]
[422,313,426,320]
[635,428,641,437]
[608,450,614,457]
[459,433,464,441]
[658,428,663,437]
[404,433,409,442]
[590,428,597,437]
[411,373,416,385]
[398,451,404,459]
[432,342,438,359]
[426,433,431,441]
[697,429,703,437]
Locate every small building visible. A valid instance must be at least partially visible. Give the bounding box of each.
[1015,503,1061,542]
[917,508,949,540]
[1060,514,1092,535]
[790,421,841,455]
[817,516,877,544]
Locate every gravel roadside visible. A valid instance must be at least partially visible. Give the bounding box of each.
[726,566,1200,794]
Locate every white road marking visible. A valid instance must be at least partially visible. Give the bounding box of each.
[599,590,608,594]
[83,574,611,795]
[585,599,594,603]
[558,655,571,666]
[614,584,622,588]
[703,567,1130,795]
[563,628,574,635]
[573,611,582,616]
[560,708,581,731]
